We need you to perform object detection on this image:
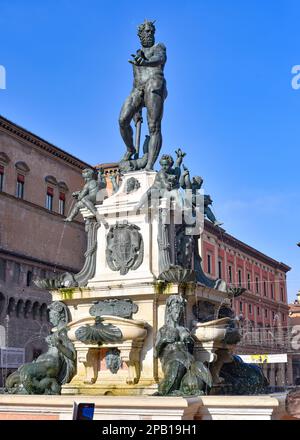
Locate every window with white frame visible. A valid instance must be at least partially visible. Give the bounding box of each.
[16,174,25,199]
[46,187,54,211]
[58,192,65,215]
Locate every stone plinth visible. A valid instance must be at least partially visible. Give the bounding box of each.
[196,393,289,420]
[49,170,231,396]
[52,283,229,396]
[0,394,290,420]
[87,170,158,289]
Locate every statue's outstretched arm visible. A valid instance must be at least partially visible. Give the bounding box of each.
[174,149,186,179]
[180,165,191,189]
[129,45,166,67]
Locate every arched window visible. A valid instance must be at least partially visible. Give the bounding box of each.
[0,292,5,315]
[40,303,48,321]
[26,270,33,287]
[58,182,69,216]
[24,300,32,318]
[45,176,57,211]
[7,297,16,316]
[0,152,10,192]
[32,301,40,320]
[15,161,30,199]
[16,299,24,318]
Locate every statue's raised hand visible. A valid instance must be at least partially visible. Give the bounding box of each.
[129,53,146,66]
[182,164,190,177]
[175,148,186,159]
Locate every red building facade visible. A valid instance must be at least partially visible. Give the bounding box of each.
[201,220,293,388]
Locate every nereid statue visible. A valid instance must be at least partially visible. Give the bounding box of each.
[154,295,212,396]
[6,302,76,395]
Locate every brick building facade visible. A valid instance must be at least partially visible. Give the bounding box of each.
[202,220,292,388]
[0,116,89,385]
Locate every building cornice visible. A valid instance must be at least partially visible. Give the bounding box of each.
[204,220,291,273]
[237,293,289,312]
[0,248,80,274]
[0,115,92,171]
[95,162,119,169]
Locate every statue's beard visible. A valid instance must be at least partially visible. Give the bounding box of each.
[140,34,154,47]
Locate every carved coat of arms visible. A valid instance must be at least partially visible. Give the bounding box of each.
[106,221,144,275]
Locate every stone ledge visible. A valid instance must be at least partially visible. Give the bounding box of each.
[0,395,201,420]
[0,394,290,420]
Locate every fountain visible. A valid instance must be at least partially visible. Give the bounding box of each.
[1,20,287,421]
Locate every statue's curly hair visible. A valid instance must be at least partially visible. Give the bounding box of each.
[82,168,95,178]
[48,301,70,326]
[137,19,156,37]
[165,295,186,326]
[159,154,174,167]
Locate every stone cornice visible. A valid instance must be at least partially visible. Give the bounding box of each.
[0,248,80,274]
[204,220,291,273]
[237,291,289,310]
[0,115,92,171]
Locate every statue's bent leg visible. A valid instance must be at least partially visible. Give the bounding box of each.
[119,90,143,160]
[81,197,108,227]
[64,201,83,222]
[205,207,222,226]
[144,91,164,170]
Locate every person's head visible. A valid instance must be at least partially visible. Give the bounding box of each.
[48,301,69,328]
[137,19,156,48]
[165,295,186,326]
[159,154,173,171]
[82,168,95,181]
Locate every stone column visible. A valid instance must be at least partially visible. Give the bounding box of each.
[262,364,268,382]
[277,363,286,388]
[269,364,276,387]
[287,357,294,386]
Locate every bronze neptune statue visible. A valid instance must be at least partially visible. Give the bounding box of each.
[119,20,167,171]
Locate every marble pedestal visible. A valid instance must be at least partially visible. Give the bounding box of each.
[52,170,230,395]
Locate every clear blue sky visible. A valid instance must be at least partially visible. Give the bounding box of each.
[1,0,300,301]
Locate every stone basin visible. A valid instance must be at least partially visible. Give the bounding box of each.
[66,315,148,343]
[192,317,231,343]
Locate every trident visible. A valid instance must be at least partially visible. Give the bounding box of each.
[134,109,143,160]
